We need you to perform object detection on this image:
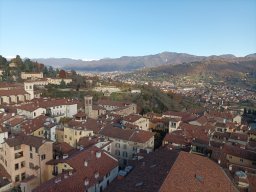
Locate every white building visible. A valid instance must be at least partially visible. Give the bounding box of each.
[47,78,72,85]
[21,72,43,80]
[17,105,46,119]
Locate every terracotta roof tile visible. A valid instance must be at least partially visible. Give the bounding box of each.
[98,99,132,108]
[5,133,50,148]
[21,115,50,134]
[222,144,256,161]
[53,142,75,155]
[105,148,179,192]
[67,119,102,134]
[0,88,29,96]
[99,125,154,143]
[159,152,237,192]
[229,132,248,142]
[33,146,118,192]
[123,114,142,123]
[6,116,25,127]
[77,136,99,148]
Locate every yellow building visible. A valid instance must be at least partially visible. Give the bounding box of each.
[62,118,103,147]
[63,126,93,147]
[0,134,53,189]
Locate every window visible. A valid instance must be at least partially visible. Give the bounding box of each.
[123,151,128,157]
[35,148,38,153]
[21,172,26,180]
[15,175,20,182]
[15,163,19,170]
[29,162,34,169]
[5,160,7,166]
[123,144,127,149]
[14,145,21,150]
[171,122,176,128]
[30,153,33,159]
[240,159,244,163]
[15,152,23,159]
[21,161,25,168]
[41,154,46,160]
[34,112,36,117]
[30,146,33,151]
[115,150,120,156]
[115,143,120,148]
[65,135,67,138]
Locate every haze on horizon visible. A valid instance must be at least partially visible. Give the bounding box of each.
[0,0,256,60]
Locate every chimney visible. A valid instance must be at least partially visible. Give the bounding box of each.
[54,177,61,184]
[63,154,68,159]
[94,171,99,179]
[64,174,68,179]
[96,151,101,158]
[84,178,89,186]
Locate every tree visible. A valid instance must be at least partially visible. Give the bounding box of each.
[23,59,33,72]
[48,66,56,77]
[0,55,7,67]
[2,66,11,82]
[11,55,23,67]
[76,83,80,91]
[43,66,49,76]
[71,70,77,77]
[59,79,66,88]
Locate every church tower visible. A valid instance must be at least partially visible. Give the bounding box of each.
[24,82,34,100]
[84,96,93,117]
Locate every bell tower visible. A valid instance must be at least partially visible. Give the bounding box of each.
[24,82,34,100]
[84,96,93,117]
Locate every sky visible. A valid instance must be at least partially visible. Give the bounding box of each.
[0,0,256,60]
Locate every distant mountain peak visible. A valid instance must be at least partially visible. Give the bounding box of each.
[32,52,255,72]
[245,53,256,58]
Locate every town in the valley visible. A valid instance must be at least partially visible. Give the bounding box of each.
[0,62,255,192]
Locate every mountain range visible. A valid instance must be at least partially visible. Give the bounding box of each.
[33,52,256,72]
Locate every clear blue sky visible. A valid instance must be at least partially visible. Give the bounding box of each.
[0,0,256,59]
